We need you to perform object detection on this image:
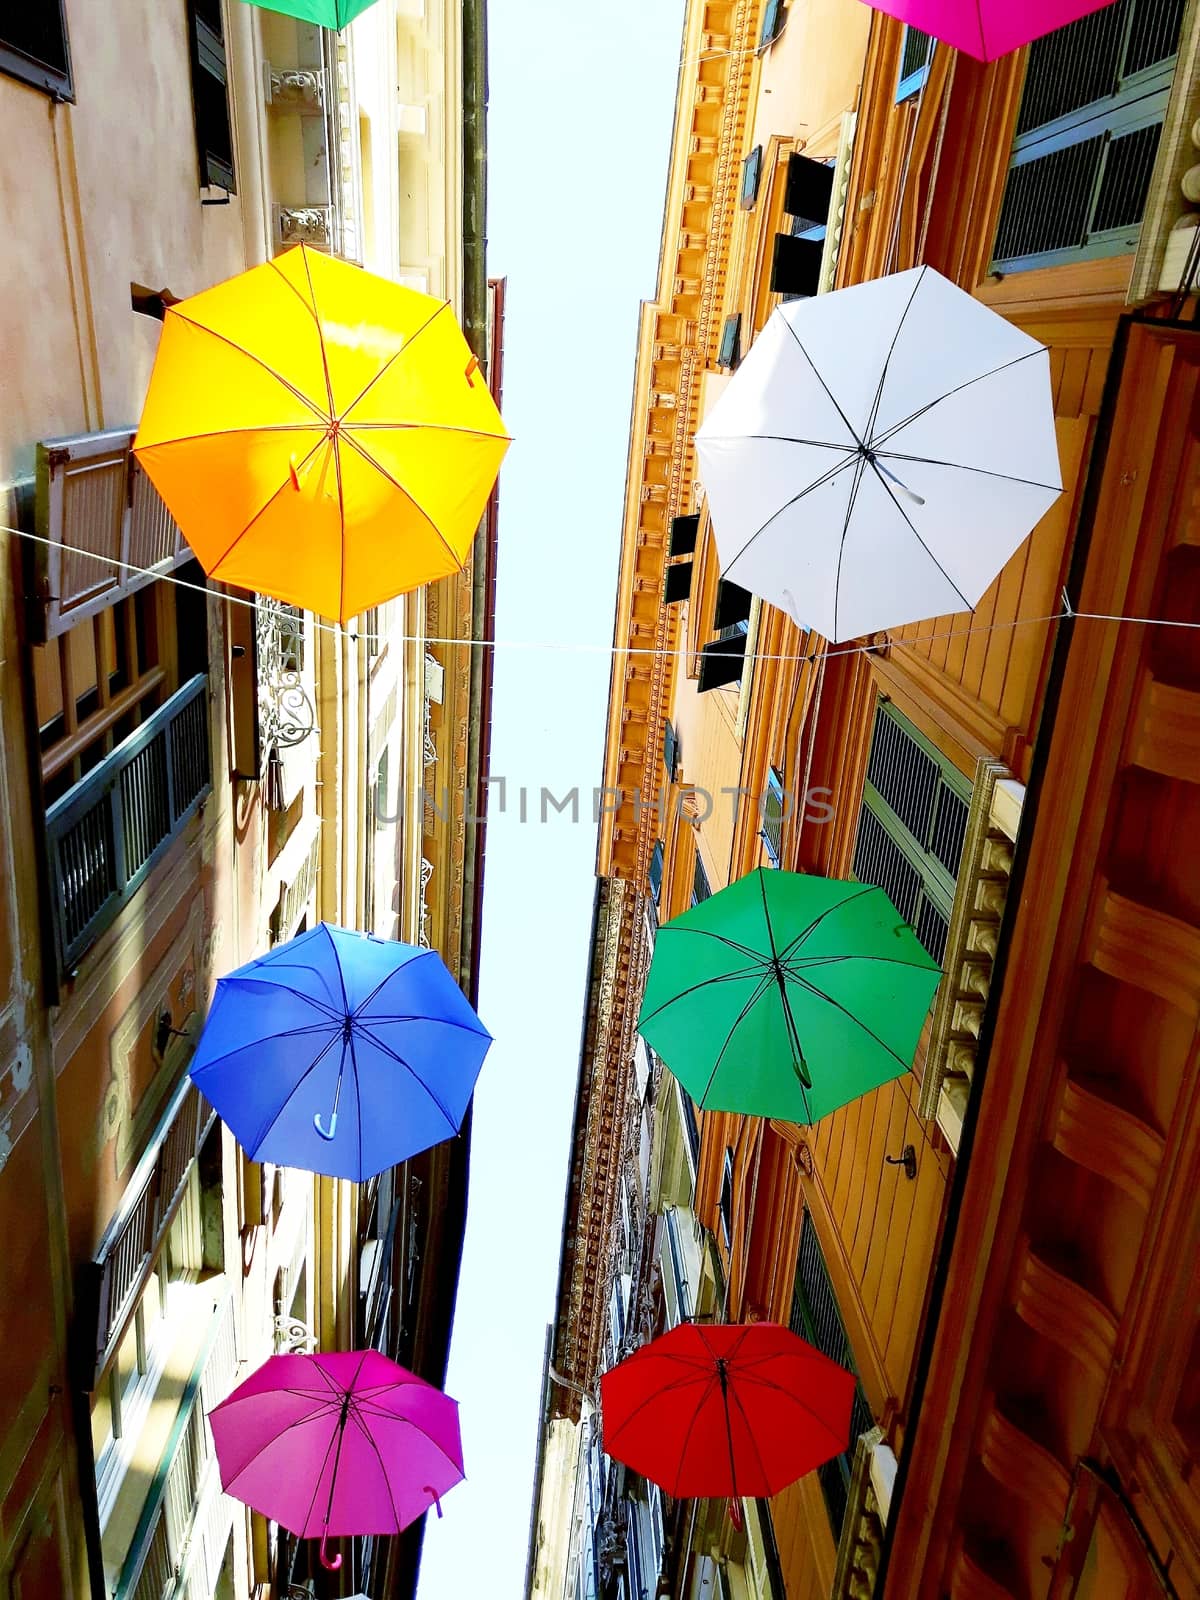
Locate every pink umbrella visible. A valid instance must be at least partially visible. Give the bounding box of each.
[209,1349,464,1570]
[860,0,1120,61]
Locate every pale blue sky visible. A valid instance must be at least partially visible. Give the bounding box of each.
[416,5,684,1594]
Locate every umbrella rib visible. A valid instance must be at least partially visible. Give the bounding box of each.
[297,249,348,620]
[352,947,440,1017]
[352,1026,460,1133]
[343,1402,407,1534]
[135,423,332,447]
[786,972,913,1067]
[724,1380,773,1494]
[869,349,1045,450]
[780,320,864,447]
[872,448,1062,494]
[190,1021,335,1080]
[788,951,937,973]
[759,868,814,1120]
[298,1405,350,1541]
[868,463,974,614]
[350,419,511,441]
[244,1031,343,1159]
[657,1369,721,1494]
[696,969,780,1108]
[336,429,466,575]
[162,309,331,426]
[777,885,877,961]
[727,1368,850,1457]
[206,435,329,578]
[219,1403,335,1494]
[721,452,860,576]
[862,266,927,444]
[661,925,774,963]
[833,452,871,645]
[336,300,451,422]
[637,966,769,1029]
[356,1012,490,1041]
[698,432,858,453]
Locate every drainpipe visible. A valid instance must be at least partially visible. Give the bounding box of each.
[872,311,1136,1593]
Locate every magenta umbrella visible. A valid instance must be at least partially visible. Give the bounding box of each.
[209,1350,464,1570]
[860,0,1119,60]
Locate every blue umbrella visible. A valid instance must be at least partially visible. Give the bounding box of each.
[189,924,492,1180]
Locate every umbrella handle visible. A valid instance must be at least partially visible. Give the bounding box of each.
[424,1485,443,1518]
[314,1111,338,1141]
[318,1533,343,1571]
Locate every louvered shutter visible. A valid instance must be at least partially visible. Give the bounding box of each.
[32,428,193,643]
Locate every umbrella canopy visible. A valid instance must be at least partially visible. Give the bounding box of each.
[133,244,510,621]
[694,264,1061,642]
[860,0,1119,61]
[189,923,492,1180]
[638,869,940,1123]
[239,0,379,25]
[210,1349,463,1564]
[601,1322,854,1498]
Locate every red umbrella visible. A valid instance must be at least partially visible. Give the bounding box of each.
[600,1322,854,1498]
[860,0,1120,61]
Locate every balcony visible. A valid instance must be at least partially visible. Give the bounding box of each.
[45,675,211,978]
[116,1295,239,1600]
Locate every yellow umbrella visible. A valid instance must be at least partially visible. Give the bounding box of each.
[133,245,510,621]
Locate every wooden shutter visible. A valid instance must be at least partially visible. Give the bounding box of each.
[714,579,753,632]
[784,153,835,229]
[187,0,236,193]
[32,427,192,643]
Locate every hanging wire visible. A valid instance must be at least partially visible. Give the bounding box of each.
[4,524,1197,675]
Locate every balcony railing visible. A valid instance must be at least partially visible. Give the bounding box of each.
[46,674,211,977]
[118,1295,239,1600]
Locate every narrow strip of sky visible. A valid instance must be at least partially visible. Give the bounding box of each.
[416,3,685,1595]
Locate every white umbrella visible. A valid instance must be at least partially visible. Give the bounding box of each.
[694,265,1062,643]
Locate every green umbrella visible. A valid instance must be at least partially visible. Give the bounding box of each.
[638,869,941,1123]
[240,0,379,27]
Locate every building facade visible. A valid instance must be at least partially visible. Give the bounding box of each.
[0,3,493,1597]
[528,0,1200,1596]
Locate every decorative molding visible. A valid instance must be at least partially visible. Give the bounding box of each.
[831,1427,886,1600]
[1012,1240,1119,1384]
[920,760,1020,1145]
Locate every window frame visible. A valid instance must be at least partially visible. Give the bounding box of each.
[716,312,743,371]
[895,25,934,103]
[989,0,1182,273]
[852,698,970,968]
[186,0,237,194]
[0,3,73,101]
[761,766,785,867]
[718,1148,734,1248]
[758,0,786,50]
[740,145,764,209]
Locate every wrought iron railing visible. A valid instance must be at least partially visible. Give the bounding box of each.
[46,675,211,976]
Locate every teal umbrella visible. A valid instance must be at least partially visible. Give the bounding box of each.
[240,0,379,27]
[638,869,940,1123]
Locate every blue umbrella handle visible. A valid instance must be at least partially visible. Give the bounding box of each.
[314,1111,339,1141]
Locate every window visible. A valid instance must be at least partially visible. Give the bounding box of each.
[851,699,969,968]
[187,0,236,193]
[669,514,699,556]
[663,719,679,782]
[740,145,764,209]
[758,0,786,49]
[719,1148,734,1247]
[692,852,711,906]
[663,558,694,605]
[0,2,72,99]
[648,839,665,921]
[770,232,824,299]
[789,1212,874,1541]
[717,313,742,370]
[761,767,785,866]
[991,0,1184,272]
[896,25,934,101]
[698,632,747,692]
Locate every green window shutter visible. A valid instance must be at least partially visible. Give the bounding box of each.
[188,0,237,193]
[852,699,970,967]
[717,313,742,370]
[991,0,1184,273]
[788,1213,874,1541]
[740,145,763,209]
